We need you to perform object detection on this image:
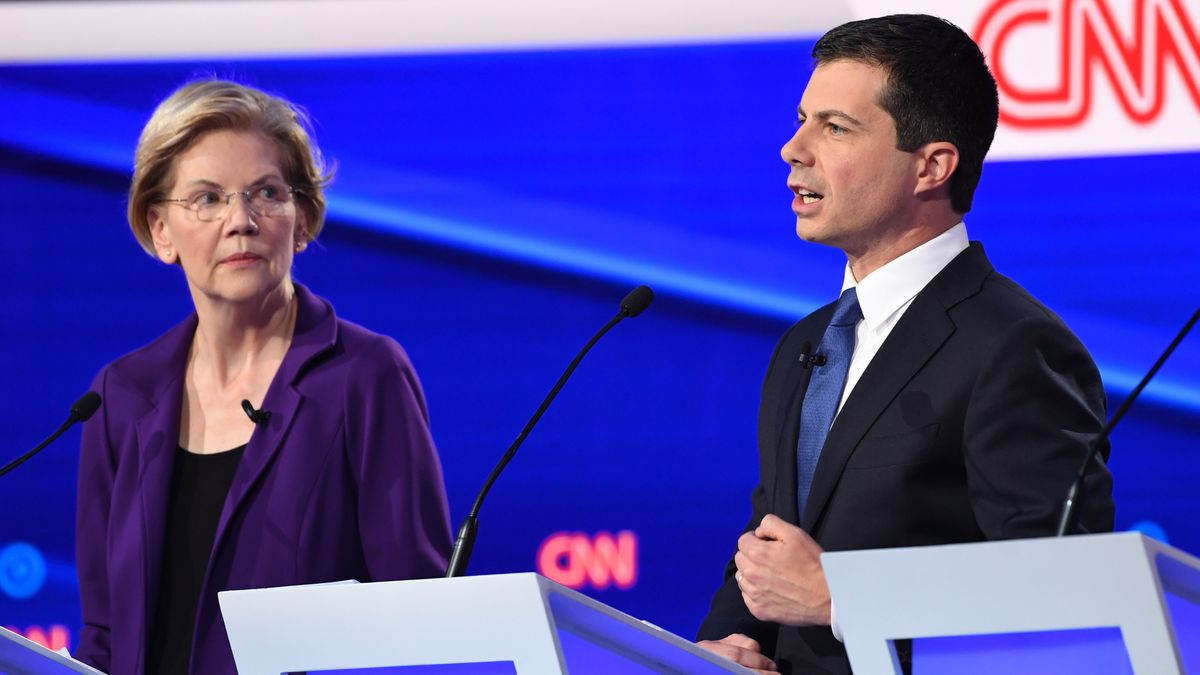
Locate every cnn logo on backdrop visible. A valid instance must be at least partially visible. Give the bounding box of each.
[974,0,1200,127]
[537,531,638,591]
[851,0,1200,157]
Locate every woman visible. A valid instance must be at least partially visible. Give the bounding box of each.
[74,80,453,675]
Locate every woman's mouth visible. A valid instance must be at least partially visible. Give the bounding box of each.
[222,252,262,266]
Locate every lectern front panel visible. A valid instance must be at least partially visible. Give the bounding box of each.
[292,663,517,674]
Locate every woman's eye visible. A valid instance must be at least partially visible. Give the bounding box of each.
[256,182,291,200]
[192,191,221,207]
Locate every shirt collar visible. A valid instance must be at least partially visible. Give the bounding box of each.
[840,222,970,331]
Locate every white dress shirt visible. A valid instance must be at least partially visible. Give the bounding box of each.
[835,222,970,414]
[826,222,968,642]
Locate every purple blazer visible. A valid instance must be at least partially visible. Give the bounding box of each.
[74,284,452,674]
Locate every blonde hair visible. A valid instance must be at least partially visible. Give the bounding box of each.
[128,79,333,256]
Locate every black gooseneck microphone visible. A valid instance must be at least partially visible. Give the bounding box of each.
[444,285,655,577]
[241,399,271,425]
[0,391,102,479]
[1056,308,1199,537]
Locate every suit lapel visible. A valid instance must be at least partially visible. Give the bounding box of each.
[801,298,955,529]
[772,360,808,524]
[800,243,993,531]
[770,316,830,524]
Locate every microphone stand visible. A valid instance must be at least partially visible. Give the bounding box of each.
[445,286,653,577]
[1055,309,1199,536]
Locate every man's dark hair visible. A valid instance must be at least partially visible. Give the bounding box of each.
[813,14,999,213]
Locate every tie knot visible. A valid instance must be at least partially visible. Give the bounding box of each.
[830,287,863,327]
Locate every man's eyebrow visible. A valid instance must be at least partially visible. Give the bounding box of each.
[796,106,865,128]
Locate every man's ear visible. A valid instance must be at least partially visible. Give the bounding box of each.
[148,207,177,264]
[914,141,959,198]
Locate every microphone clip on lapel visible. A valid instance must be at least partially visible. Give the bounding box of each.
[241,399,271,425]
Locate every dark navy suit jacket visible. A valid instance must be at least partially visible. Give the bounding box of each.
[698,244,1115,674]
[74,284,453,674]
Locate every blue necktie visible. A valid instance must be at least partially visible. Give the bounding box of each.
[796,287,863,518]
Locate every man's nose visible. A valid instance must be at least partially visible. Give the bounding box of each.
[781,127,814,166]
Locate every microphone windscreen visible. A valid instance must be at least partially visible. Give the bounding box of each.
[620,285,654,318]
[72,391,102,422]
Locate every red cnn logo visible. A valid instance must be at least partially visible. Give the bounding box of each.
[5,624,70,651]
[537,531,638,590]
[974,0,1200,127]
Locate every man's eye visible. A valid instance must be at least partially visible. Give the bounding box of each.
[795,117,806,129]
[828,123,846,135]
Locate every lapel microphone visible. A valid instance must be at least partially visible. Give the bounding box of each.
[798,341,827,369]
[241,399,271,425]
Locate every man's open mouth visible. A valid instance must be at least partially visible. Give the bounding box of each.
[797,189,824,205]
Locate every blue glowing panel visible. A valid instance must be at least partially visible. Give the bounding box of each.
[548,592,738,674]
[298,663,515,675]
[1163,592,1200,674]
[912,627,1132,675]
[556,631,664,675]
[1156,552,1200,672]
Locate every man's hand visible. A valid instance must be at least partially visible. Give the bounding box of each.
[696,633,779,674]
[734,513,832,626]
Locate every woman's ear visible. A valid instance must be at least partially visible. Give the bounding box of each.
[148,207,177,264]
[294,212,309,253]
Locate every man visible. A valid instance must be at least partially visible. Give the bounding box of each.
[696,14,1115,675]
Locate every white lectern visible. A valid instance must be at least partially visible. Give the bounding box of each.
[220,573,751,674]
[0,627,103,675]
[822,532,1200,674]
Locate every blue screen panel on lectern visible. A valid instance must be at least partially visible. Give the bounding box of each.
[911,627,1132,675]
[1158,551,1200,674]
[300,662,516,675]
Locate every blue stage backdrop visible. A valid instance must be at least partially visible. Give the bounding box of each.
[1,37,1198,651]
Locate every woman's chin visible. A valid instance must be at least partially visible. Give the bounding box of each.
[192,276,290,308]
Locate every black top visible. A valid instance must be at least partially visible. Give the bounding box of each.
[146,444,246,675]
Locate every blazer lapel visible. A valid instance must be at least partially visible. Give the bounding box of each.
[207,284,338,568]
[770,318,829,524]
[133,394,180,649]
[129,316,196,639]
[800,243,993,531]
[209,383,301,567]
